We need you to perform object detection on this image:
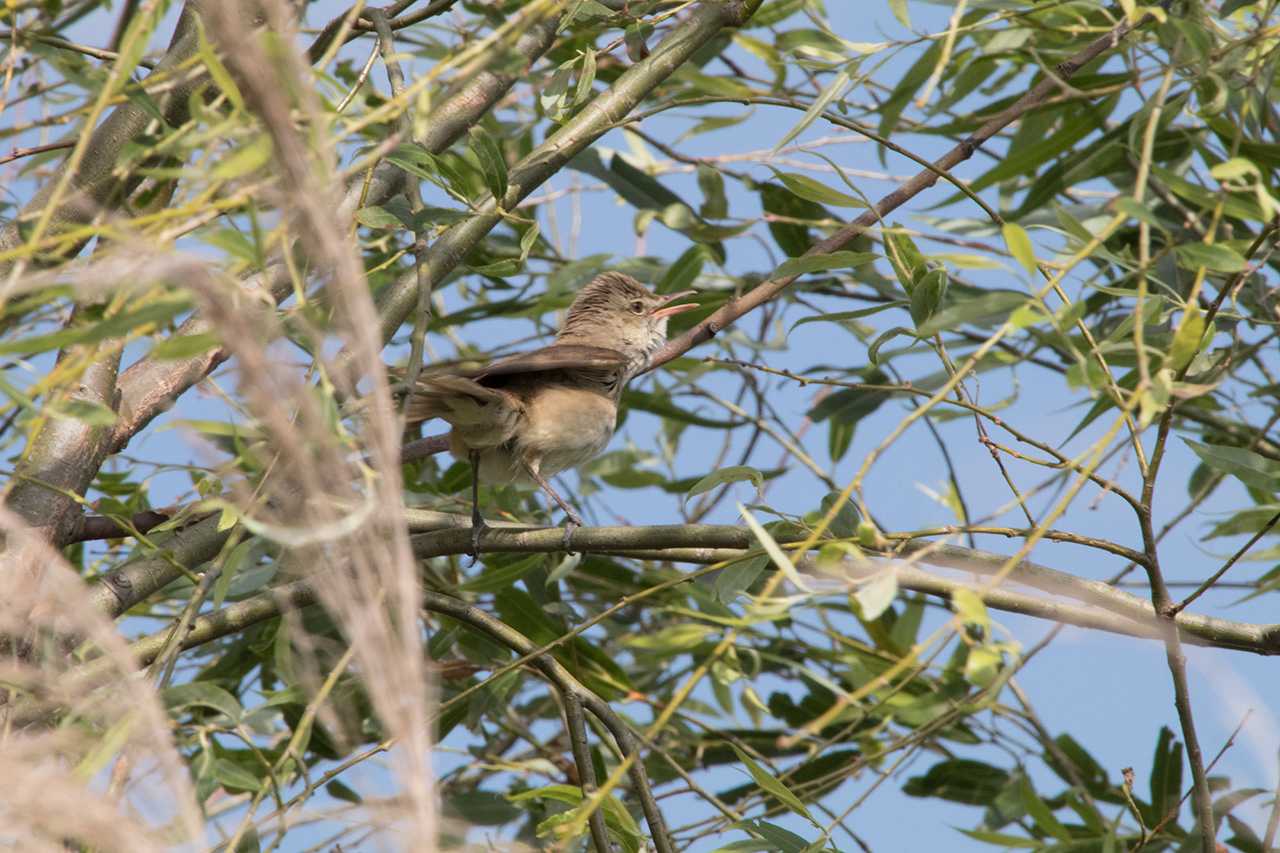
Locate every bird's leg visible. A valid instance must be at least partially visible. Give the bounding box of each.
[468,450,488,561]
[522,461,582,552]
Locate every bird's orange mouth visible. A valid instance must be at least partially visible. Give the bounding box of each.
[650,290,699,319]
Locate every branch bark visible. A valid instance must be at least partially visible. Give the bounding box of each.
[107,10,562,453]
[647,10,1156,372]
[371,0,763,347]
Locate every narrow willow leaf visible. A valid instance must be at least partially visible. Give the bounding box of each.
[573,47,596,106]
[730,745,816,822]
[56,400,117,426]
[355,205,404,230]
[738,503,811,593]
[770,169,864,207]
[914,290,1028,337]
[658,245,705,294]
[213,135,272,180]
[1168,305,1206,371]
[773,67,851,152]
[890,0,911,28]
[775,251,878,279]
[716,554,770,603]
[868,326,917,365]
[883,227,926,289]
[468,126,508,202]
[951,588,989,629]
[908,268,948,328]
[163,682,244,723]
[196,18,244,112]
[697,164,728,219]
[1001,222,1038,273]
[1183,439,1280,491]
[1174,242,1249,272]
[854,568,898,620]
[964,645,1002,688]
[790,300,908,333]
[686,466,765,502]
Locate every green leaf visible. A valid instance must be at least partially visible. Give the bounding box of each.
[327,780,363,804]
[889,0,911,28]
[770,169,865,207]
[854,569,898,620]
[908,268,948,328]
[775,251,878,279]
[759,181,830,257]
[56,399,117,426]
[1148,727,1183,825]
[469,126,508,203]
[867,326,917,365]
[686,466,765,502]
[163,682,243,723]
[626,623,715,652]
[1183,440,1280,492]
[622,389,741,429]
[913,290,1028,337]
[448,790,519,825]
[730,745,815,822]
[951,588,989,630]
[355,205,404,230]
[715,554,770,603]
[461,555,542,593]
[214,538,255,610]
[697,164,728,219]
[883,227,926,289]
[1001,222,1038,273]
[573,47,596,107]
[1168,305,1206,371]
[904,759,1009,805]
[739,503,810,593]
[790,301,908,333]
[773,67,852,151]
[807,386,892,428]
[196,18,244,112]
[149,332,221,361]
[0,294,192,356]
[214,758,262,794]
[1175,242,1249,272]
[658,245,706,294]
[963,645,1002,688]
[213,135,273,181]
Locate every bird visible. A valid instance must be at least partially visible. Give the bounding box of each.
[405,271,698,554]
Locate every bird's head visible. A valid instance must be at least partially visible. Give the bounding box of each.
[556,272,697,372]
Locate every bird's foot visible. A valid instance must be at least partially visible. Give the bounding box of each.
[468,520,489,566]
[561,510,583,553]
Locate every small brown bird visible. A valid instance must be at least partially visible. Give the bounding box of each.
[407,272,697,552]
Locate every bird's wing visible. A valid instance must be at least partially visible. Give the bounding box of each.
[405,375,523,449]
[473,344,628,380]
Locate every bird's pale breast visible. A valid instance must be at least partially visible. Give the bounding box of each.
[516,384,617,476]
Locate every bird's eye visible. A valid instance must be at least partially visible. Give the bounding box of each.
[630,300,645,315]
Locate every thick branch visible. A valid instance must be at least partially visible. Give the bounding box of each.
[0,1,208,266]
[108,12,561,452]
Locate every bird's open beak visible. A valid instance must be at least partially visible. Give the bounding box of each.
[650,290,699,319]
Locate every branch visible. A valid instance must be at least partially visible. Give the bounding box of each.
[67,509,174,544]
[0,1,207,267]
[0,2,213,558]
[370,0,763,346]
[87,511,230,618]
[108,11,562,453]
[646,9,1155,372]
